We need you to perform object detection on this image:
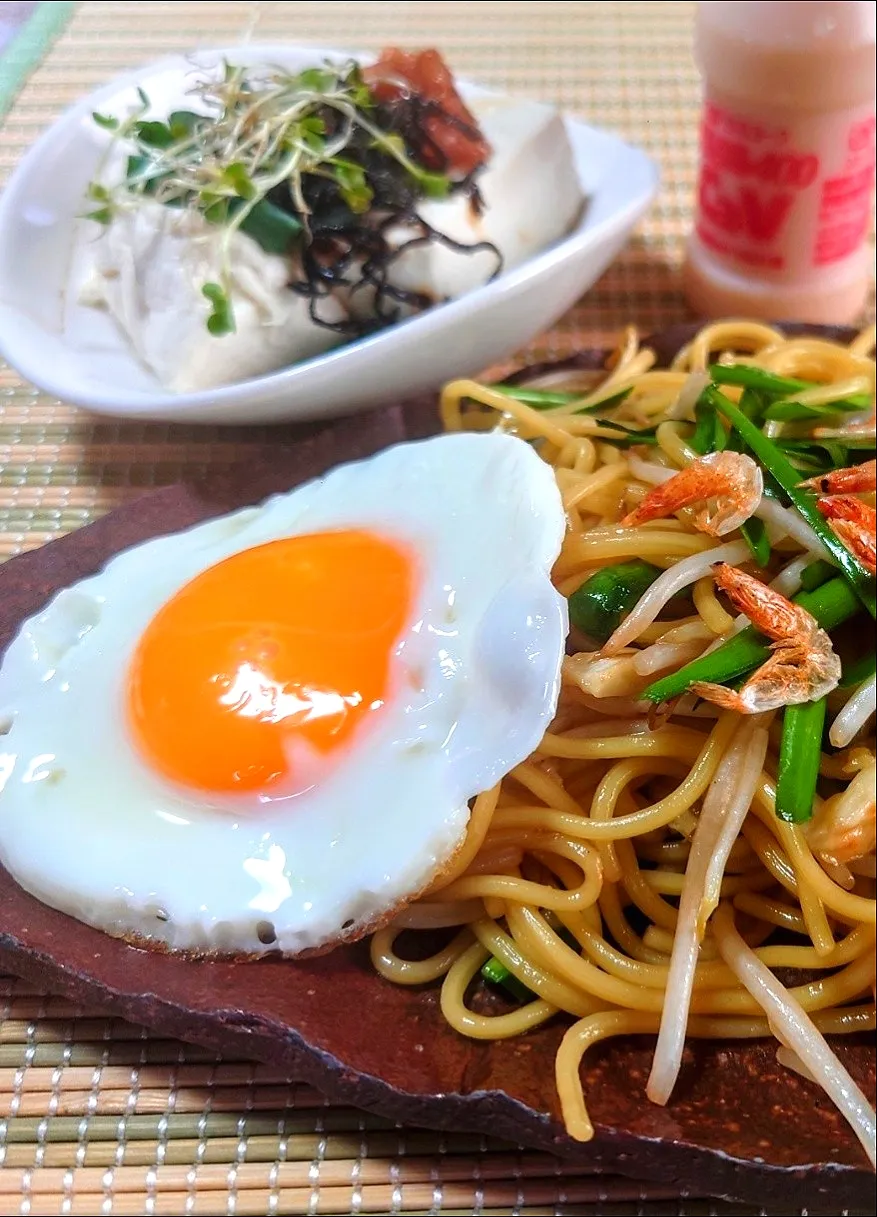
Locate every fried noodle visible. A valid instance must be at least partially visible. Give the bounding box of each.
[371,320,877,1165]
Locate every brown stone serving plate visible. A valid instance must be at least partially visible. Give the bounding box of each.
[0,324,873,1209]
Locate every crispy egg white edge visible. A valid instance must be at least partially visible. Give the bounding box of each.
[0,432,568,955]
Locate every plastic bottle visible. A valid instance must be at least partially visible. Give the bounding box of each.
[683,1,876,324]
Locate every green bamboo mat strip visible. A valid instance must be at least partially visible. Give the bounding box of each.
[0,999,871,1213]
[0,1,77,118]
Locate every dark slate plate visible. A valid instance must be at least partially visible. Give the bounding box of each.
[1,327,873,1209]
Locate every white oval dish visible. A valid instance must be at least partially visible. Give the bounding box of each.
[0,45,658,425]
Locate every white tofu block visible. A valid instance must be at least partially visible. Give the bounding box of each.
[79,202,345,392]
[382,94,584,306]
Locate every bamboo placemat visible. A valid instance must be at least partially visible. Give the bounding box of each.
[0,3,874,1214]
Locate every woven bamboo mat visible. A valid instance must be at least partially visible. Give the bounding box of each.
[0,3,874,1214]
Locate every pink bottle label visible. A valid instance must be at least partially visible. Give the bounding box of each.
[694,98,876,278]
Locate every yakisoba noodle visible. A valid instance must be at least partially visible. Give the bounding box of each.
[369,319,877,1164]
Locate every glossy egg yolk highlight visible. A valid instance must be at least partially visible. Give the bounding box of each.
[126,530,416,795]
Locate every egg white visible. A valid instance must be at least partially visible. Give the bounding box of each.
[0,432,567,955]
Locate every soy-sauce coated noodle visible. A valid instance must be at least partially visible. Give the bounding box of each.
[370,321,877,1165]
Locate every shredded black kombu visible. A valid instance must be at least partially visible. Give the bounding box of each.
[280,94,502,335]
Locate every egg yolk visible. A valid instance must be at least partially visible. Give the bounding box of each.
[126,530,416,795]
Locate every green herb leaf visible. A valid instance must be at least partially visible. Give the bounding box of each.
[765,399,861,423]
[488,384,635,415]
[381,133,406,158]
[125,154,151,180]
[726,388,766,457]
[776,697,826,823]
[124,153,169,193]
[349,82,374,109]
[642,576,861,703]
[134,119,176,148]
[333,159,373,214]
[86,206,113,225]
[781,441,862,471]
[814,442,854,468]
[578,387,635,413]
[375,132,451,196]
[86,182,110,202]
[691,397,717,455]
[298,114,327,153]
[709,363,872,411]
[92,111,119,132]
[238,199,303,254]
[799,559,836,593]
[203,197,230,225]
[569,561,664,644]
[714,413,729,450]
[782,448,841,477]
[346,65,374,110]
[740,516,771,567]
[297,66,337,93]
[710,364,807,396]
[705,385,877,619]
[593,420,659,446]
[419,171,451,198]
[727,388,780,564]
[299,115,326,138]
[480,956,534,1004]
[167,110,201,140]
[489,386,581,409]
[222,161,257,200]
[201,282,235,336]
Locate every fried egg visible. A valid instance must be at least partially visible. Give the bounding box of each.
[0,432,567,955]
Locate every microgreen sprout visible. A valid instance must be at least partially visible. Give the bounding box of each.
[201,282,235,336]
[86,57,493,336]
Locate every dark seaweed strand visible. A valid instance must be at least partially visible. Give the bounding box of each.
[274,88,498,335]
[290,204,502,337]
[295,217,502,335]
[292,214,433,335]
[363,211,502,324]
[370,83,490,213]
